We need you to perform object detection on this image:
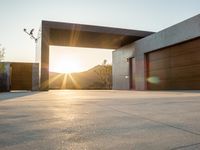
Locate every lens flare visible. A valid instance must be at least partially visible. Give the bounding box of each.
[147,76,160,84]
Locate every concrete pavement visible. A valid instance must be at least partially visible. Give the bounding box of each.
[0,90,200,150]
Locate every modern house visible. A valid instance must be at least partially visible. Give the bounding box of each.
[36,14,200,91]
[1,14,200,91]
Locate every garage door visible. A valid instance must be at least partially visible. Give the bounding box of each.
[10,63,33,90]
[147,38,200,90]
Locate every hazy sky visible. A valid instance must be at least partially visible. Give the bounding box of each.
[0,0,199,72]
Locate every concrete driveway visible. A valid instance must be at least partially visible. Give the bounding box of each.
[0,90,200,150]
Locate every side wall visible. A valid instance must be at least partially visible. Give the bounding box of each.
[112,43,135,90]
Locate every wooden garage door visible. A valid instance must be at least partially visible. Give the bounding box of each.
[10,63,33,90]
[147,38,200,90]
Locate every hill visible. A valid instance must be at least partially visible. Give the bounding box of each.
[49,65,112,89]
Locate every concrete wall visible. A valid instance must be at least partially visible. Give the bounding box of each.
[134,14,200,90]
[32,63,39,91]
[135,14,200,54]
[112,43,135,90]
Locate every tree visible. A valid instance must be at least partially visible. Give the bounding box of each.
[0,44,5,62]
[94,59,112,89]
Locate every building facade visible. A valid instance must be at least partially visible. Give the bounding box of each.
[113,14,200,90]
[34,14,200,91]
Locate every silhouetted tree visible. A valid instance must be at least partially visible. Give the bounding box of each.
[0,44,5,62]
[94,59,112,89]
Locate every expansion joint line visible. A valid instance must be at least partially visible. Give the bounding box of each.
[97,104,200,137]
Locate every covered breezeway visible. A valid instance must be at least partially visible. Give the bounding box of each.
[36,21,153,90]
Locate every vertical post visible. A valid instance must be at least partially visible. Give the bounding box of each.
[135,54,147,90]
[32,63,39,91]
[145,53,149,90]
[40,24,50,91]
[128,58,132,90]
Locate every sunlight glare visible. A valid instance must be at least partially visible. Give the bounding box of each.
[50,58,83,73]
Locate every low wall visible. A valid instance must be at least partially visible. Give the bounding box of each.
[0,62,39,92]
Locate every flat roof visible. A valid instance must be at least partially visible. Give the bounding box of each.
[42,21,154,49]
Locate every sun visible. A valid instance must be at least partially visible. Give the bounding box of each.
[50,58,83,74]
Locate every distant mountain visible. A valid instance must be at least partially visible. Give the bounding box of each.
[49,65,112,89]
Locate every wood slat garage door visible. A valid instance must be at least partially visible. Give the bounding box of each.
[11,63,33,90]
[147,38,200,90]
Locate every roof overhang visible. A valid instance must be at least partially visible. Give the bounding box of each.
[42,20,154,49]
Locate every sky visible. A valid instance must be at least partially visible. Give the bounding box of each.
[0,0,200,72]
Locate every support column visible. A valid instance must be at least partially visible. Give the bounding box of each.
[32,63,39,91]
[40,25,50,91]
[135,54,147,90]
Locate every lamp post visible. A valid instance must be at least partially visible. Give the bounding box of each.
[23,28,39,43]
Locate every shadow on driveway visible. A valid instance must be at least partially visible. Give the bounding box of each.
[0,91,39,101]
